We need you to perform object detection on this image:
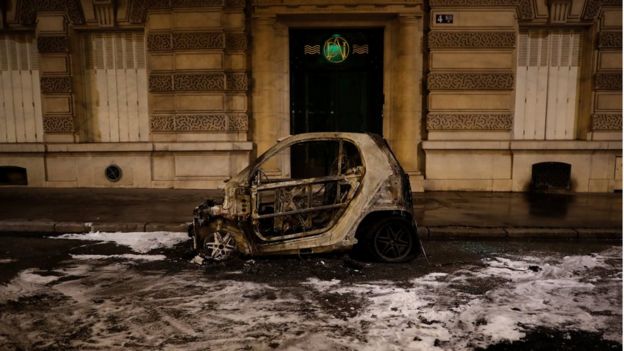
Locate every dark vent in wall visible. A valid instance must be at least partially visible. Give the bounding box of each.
[0,166,28,185]
[530,162,571,192]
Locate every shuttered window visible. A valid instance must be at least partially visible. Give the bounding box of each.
[0,34,43,143]
[84,32,149,142]
[513,30,581,140]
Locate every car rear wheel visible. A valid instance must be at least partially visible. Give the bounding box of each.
[365,217,417,263]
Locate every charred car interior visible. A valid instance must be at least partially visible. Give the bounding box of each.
[189,133,420,263]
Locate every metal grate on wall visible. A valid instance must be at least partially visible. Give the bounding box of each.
[0,34,43,143]
[83,32,149,142]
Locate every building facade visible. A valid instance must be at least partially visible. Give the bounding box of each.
[0,0,621,191]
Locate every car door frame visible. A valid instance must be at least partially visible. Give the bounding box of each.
[248,137,364,243]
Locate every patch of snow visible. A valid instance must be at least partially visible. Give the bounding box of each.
[190,255,204,265]
[54,231,188,253]
[70,254,167,261]
[303,277,342,289]
[0,247,620,351]
[306,247,623,350]
[0,269,61,302]
[0,258,16,264]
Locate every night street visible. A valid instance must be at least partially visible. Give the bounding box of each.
[0,233,620,350]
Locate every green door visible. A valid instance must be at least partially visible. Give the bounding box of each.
[290,29,383,135]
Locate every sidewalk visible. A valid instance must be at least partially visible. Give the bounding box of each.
[0,187,621,239]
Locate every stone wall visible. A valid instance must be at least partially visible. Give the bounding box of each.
[0,0,621,191]
[422,0,622,192]
[0,0,251,188]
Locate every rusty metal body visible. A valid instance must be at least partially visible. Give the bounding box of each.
[189,133,416,258]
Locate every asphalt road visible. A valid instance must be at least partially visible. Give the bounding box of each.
[0,234,621,351]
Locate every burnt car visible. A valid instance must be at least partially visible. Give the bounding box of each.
[189,132,420,263]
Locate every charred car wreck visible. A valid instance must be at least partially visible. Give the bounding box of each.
[189,133,421,263]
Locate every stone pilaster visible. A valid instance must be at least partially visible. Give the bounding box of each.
[391,14,424,190]
[251,15,278,159]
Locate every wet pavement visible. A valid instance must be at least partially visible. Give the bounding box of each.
[0,233,620,350]
[0,188,620,237]
[413,192,622,228]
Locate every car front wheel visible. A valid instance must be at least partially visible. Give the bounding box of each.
[199,231,236,261]
[365,217,417,263]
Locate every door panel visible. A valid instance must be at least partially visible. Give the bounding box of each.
[290,28,383,136]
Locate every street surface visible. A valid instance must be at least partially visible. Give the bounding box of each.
[0,233,621,350]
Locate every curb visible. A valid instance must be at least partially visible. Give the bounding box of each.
[0,221,190,234]
[419,226,622,240]
[0,221,620,240]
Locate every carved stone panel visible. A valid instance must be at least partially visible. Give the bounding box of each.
[226,72,248,90]
[37,36,69,53]
[428,72,514,90]
[149,73,228,92]
[129,0,149,24]
[228,113,248,131]
[428,31,516,48]
[17,0,85,25]
[150,115,176,132]
[145,0,224,9]
[515,0,534,19]
[176,114,227,131]
[599,32,622,49]
[17,0,37,25]
[174,73,225,91]
[583,0,601,19]
[147,33,173,51]
[43,115,74,133]
[582,0,619,20]
[34,1,65,12]
[225,0,246,8]
[147,32,225,51]
[595,72,622,90]
[426,113,513,130]
[225,32,247,51]
[172,0,224,7]
[64,0,86,25]
[173,32,224,50]
[429,0,533,20]
[149,75,174,92]
[592,113,622,130]
[40,76,72,93]
[151,113,248,132]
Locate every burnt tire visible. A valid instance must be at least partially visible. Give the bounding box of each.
[363,217,418,263]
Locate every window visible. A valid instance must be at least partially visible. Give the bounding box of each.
[83,32,149,142]
[513,30,581,140]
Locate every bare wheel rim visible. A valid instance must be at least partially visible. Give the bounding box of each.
[203,232,235,261]
[373,221,412,261]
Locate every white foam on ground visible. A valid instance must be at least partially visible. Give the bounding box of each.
[303,277,341,289]
[303,247,622,350]
[0,247,620,350]
[70,254,167,261]
[0,269,61,302]
[54,231,188,253]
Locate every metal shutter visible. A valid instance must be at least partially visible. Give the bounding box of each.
[0,34,43,142]
[513,30,580,140]
[85,32,149,142]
